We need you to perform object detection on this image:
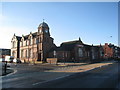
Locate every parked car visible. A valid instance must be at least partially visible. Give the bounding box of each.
[5,56,14,63]
[13,59,22,63]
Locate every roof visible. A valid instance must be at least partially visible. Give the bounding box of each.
[39,22,49,28]
[58,39,84,51]
[23,32,37,40]
[16,36,22,41]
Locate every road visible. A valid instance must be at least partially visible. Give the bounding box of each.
[1,62,120,89]
[32,62,119,88]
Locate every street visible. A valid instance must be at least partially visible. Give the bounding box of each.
[1,61,120,89]
[33,62,119,88]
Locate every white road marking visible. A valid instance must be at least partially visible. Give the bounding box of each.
[32,74,71,86]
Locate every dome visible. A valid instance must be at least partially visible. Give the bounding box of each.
[39,22,49,28]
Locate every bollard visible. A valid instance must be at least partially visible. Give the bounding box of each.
[4,61,7,74]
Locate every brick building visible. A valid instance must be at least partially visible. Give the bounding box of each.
[48,38,105,63]
[103,43,113,59]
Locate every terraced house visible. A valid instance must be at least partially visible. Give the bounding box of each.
[11,21,120,63]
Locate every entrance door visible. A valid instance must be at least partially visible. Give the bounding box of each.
[37,53,41,61]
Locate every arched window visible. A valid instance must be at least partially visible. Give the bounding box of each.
[78,48,83,57]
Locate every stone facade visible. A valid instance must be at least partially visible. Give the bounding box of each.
[11,22,56,63]
[11,34,21,59]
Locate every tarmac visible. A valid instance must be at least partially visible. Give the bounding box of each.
[32,60,116,86]
[1,60,117,88]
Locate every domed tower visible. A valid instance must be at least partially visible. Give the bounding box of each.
[37,21,56,62]
[38,21,50,36]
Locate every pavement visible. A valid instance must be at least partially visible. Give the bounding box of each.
[1,60,117,88]
[47,61,114,72]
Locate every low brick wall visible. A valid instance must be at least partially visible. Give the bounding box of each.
[47,58,58,64]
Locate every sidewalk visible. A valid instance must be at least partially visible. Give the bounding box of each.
[46,61,115,73]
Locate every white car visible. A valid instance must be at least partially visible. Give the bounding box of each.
[13,59,21,63]
[5,56,14,63]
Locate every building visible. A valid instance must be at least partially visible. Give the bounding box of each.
[103,43,113,59]
[0,48,11,58]
[11,21,56,63]
[48,38,104,63]
[11,21,120,63]
[11,34,21,59]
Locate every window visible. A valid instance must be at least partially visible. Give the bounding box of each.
[29,39,31,45]
[21,50,23,58]
[34,38,36,44]
[87,52,89,57]
[92,49,95,59]
[26,41,27,46]
[29,37,32,45]
[78,48,83,57]
[36,38,39,44]
[21,41,23,47]
[29,49,32,58]
[26,50,27,58]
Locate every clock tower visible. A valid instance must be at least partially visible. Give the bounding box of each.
[37,21,56,62]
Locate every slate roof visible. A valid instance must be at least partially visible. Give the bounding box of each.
[50,39,92,52]
[23,32,37,40]
[60,39,84,51]
[16,36,22,41]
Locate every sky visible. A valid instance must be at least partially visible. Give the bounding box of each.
[0,2,118,49]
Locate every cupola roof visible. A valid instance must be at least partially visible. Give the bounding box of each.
[39,21,49,28]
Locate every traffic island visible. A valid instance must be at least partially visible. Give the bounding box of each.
[1,68,14,76]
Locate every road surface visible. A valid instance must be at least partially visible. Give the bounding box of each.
[32,62,119,88]
[1,62,119,89]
